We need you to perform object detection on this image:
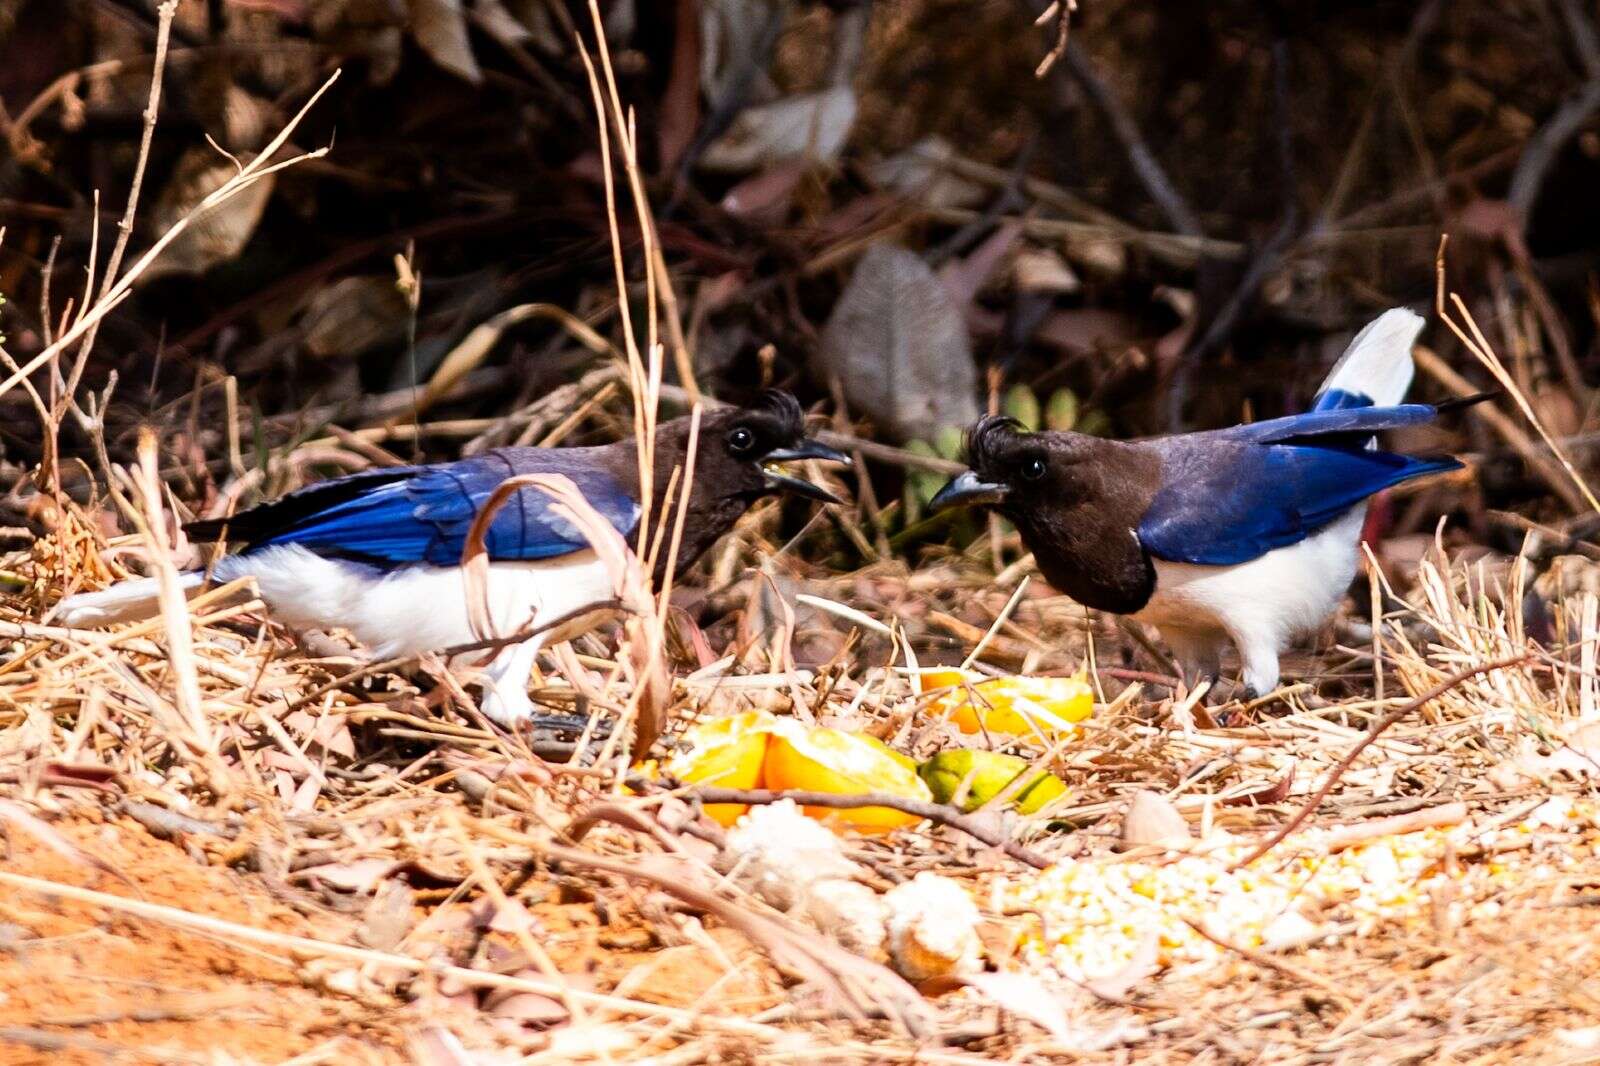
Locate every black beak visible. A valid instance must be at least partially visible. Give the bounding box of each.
[761,438,851,504]
[764,439,852,466]
[929,470,1008,512]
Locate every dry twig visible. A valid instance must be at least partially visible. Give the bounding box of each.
[674,784,1054,869]
[1231,654,1531,870]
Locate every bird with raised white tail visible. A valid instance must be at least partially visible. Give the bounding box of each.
[929,308,1489,698]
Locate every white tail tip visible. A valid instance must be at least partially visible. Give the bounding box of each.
[1315,307,1423,410]
[54,573,203,627]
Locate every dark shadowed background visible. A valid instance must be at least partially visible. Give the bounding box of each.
[2,0,1598,568]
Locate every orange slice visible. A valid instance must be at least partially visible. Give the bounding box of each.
[763,723,931,833]
[861,733,919,774]
[930,669,1094,737]
[916,667,975,694]
[662,711,776,826]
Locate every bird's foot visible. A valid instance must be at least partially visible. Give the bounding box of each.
[478,690,612,758]
[1212,686,1259,728]
[480,687,536,729]
[1180,678,1259,727]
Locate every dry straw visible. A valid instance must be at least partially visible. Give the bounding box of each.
[3,13,1600,1064]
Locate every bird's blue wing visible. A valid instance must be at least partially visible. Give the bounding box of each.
[254,450,641,565]
[1138,439,1459,566]
[1217,403,1439,445]
[1311,386,1373,412]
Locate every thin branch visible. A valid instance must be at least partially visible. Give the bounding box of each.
[1435,237,1600,516]
[52,0,176,457]
[671,784,1055,869]
[1032,0,1077,77]
[1413,344,1586,513]
[1229,653,1530,870]
[1182,917,1355,1010]
[0,72,341,403]
[1056,41,1202,237]
[1507,67,1600,223]
[1557,0,1600,78]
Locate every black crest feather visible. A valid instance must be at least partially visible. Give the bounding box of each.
[966,414,1025,471]
[751,388,804,429]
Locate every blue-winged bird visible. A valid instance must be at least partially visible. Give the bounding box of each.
[58,391,847,726]
[931,309,1486,698]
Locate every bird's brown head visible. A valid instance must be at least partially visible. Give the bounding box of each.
[677,390,847,504]
[929,415,1094,515]
[929,415,1158,614]
[647,390,849,576]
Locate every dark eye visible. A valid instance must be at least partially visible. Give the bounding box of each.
[728,427,756,454]
[1021,457,1047,481]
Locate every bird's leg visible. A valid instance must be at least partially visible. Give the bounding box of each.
[478,636,544,727]
[1227,625,1283,703]
[474,640,618,748]
[1158,625,1222,694]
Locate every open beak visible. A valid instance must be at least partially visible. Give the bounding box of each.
[761,438,851,504]
[929,470,1008,512]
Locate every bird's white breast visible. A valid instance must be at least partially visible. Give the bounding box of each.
[1135,507,1366,643]
[215,544,617,657]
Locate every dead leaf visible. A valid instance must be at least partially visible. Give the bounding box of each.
[1064,235,1128,279]
[291,773,322,812]
[868,136,985,210]
[700,87,857,172]
[489,990,570,1028]
[1120,790,1191,847]
[483,968,572,1028]
[939,218,1024,308]
[1034,307,1145,358]
[1449,196,1527,255]
[1,760,119,793]
[409,0,482,84]
[440,751,555,788]
[358,879,416,951]
[817,244,979,442]
[658,0,701,171]
[474,0,531,44]
[955,971,1079,1043]
[292,858,396,894]
[300,276,409,359]
[721,160,808,220]
[144,147,275,279]
[1014,248,1081,295]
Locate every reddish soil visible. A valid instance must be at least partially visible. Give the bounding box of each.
[0,817,396,1066]
[0,814,779,1064]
